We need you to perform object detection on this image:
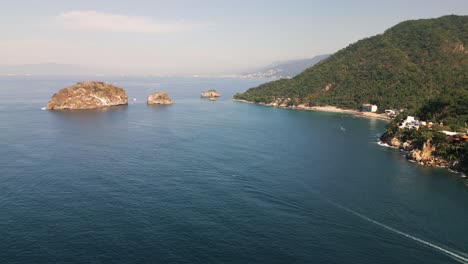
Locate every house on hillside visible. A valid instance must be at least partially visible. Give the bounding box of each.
[362,104,378,113]
[399,116,420,129]
[384,109,398,118]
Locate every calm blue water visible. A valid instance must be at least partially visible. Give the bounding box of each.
[0,77,467,264]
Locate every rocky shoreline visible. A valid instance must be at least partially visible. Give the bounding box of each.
[380,132,466,179]
[233,99,390,121]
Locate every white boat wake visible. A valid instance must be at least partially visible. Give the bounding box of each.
[320,196,468,264]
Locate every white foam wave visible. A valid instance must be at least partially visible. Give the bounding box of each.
[377,141,398,149]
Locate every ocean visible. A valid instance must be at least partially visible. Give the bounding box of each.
[0,76,467,264]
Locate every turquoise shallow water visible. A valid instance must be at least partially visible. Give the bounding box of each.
[0,77,467,264]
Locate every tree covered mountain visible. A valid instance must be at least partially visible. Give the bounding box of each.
[235,15,467,126]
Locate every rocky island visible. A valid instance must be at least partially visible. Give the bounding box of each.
[46,81,128,110]
[147,92,173,105]
[200,90,221,98]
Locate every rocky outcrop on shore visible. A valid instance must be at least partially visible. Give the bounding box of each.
[408,140,451,167]
[380,133,452,169]
[147,92,173,105]
[200,90,221,98]
[46,81,128,110]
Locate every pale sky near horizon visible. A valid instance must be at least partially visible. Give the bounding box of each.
[0,0,467,75]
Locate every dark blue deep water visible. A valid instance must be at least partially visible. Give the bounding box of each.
[0,77,467,264]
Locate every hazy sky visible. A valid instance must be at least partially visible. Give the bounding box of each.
[1,0,467,75]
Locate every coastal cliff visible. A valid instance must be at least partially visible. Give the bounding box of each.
[46,81,128,110]
[147,92,173,105]
[381,134,452,169]
[380,123,467,175]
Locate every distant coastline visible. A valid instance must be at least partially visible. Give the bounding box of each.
[233,99,390,121]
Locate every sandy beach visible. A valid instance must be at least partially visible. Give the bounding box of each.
[233,99,390,121]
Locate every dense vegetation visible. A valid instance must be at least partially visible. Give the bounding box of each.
[416,90,468,130]
[235,15,468,127]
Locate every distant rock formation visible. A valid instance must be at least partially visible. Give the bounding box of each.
[200,90,221,98]
[46,81,128,110]
[147,92,173,105]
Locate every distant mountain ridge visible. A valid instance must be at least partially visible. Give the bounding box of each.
[239,55,330,79]
[0,63,96,76]
[235,15,468,127]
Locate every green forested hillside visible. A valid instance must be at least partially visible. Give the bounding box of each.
[235,15,468,125]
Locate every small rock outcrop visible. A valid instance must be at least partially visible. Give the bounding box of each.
[407,140,450,167]
[381,135,412,150]
[200,90,221,98]
[147,92,173,105]
[402,141,413,151]
[390,137,402,148]
[410,140,434,162]
[46,81,128,110]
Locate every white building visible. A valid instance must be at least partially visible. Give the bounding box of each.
[400,116,419,129]
[362,104,378,113]
[405,116,415,123]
